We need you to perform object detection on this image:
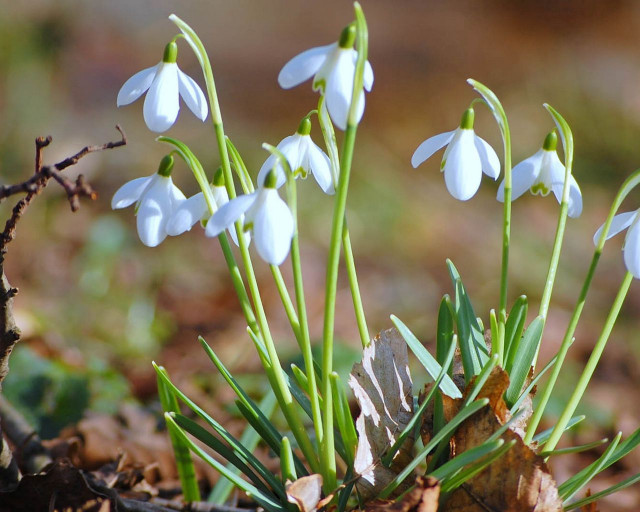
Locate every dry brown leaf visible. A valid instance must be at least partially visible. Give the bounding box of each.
[286,474,323,512]
[364,476,440,512]
[349,328,414,500]
[441,367,562,512]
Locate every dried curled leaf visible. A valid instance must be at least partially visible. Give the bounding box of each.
[349,328,414,500]
[441,367,562,512]
[365,476,440,512]
[286,474,323,512]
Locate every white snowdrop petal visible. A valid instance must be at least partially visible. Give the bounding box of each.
[498,150,543,202]
[411,131,455,168]
[117,65,158,107]
[257,154,287,189]
[363,60,374,91]
[547,153,582,218]
[136,177,173,247]
[253,190,294,265]
[205,193,256,238]
[177,68,208,121]
[624,218,640,278]
[111,175,154,209]
[278,44,334,89]
[443,130,482,201]
[474,136,501,179]
[308,142,334,194]
[565,174,583,218]
[143,63,180,133]
[212,185,230,209]
[166,192,208,236]
[593,211,638,245]
[325,50,356,130]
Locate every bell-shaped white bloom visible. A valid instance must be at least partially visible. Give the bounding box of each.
[117,41,208,133]
[165,172,247,246]
[411,108,500,201]
[497,132,582,218]
[278,25,373,131]
[205,172,294,265]
[257,118,334,194]
[111,156,186,247]
[594,210,640,278]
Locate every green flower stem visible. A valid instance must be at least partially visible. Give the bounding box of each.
[318,96,370,349]
[525,167,640,444]
[269,266,301,339]
[237,226,320,474]
[170,15,318,471]
[342,222,370,347]
[542,271,633,453]
[288,177,324,455]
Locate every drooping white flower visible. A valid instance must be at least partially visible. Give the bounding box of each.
[165,169,246,245]
[205,171,294,265]
[411,108,500,201]
[257,117,334,194]
[111,155,186,247]
[117,41,208,133]
[594,210,640,278]
[497,131,582,218]
[278,25,374,131]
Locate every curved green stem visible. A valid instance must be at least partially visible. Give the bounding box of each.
[525,168,640,443]
[542,271,633,452]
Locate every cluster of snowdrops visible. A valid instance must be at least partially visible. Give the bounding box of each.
[109,4,640,511]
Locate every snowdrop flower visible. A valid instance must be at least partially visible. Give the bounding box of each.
[594,210,640,278]
[278,25,374,131]
[411,108,500,201]
[117,41,208,133]
[497,131,582,218]
[111,155,186,247]
[257,117,334,194]
[165,169,246,245]
[206,171,294,265]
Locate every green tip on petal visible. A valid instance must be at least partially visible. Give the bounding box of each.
[157,154,175,177]
[338,23,356,49]
[297,117,312,136]
[460,108,475,130]
[542,131,558,152]
[264,169,278,188]
[163,41,178,63]
[213,166,225,186]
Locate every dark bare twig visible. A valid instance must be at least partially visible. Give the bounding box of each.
[0,127,127,490]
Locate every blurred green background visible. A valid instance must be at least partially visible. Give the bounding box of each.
[1,0,640,507]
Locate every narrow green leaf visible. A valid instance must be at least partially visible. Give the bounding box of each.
[165,414,286,512]
[504,316,544,407]
[447,260,490,381]
[209,393,277,504]
[429,439,504,482]
[539,438,608,458]
[560,432,622,502]
[280,437,297,483]
[503,296,528,373]
[226,136,254,194]
[441,439,516,493]
[172,412,282,498]
[379,398,489,498]
[391,314,462,398]
[330,372,357,467]
[436,295,455,367]
[291,363,310,395]
[559,427,640,498]
[564,470,640,510]
[533,415,585,444]
[157,371,201,502]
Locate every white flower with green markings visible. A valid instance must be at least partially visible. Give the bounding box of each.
[594,210,640,278]
[117,41,208,133]
[257,117,334,194]
[205,171,294,265]
[278,25,373,131]
[497,131,583,218]
[111,155,186,247]
[412,108,500,201]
